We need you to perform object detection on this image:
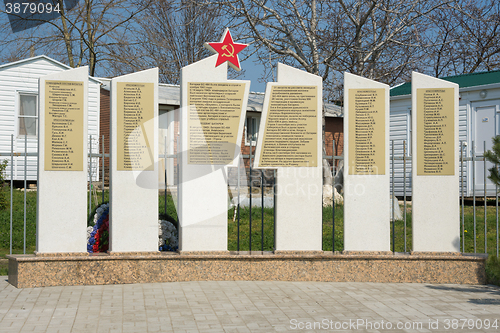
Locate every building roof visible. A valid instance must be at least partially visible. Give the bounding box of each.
[158,83,180,105]
[390,70,500,97]
[0,55,101,84]
[0,55,69,71]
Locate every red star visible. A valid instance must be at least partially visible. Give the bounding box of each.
[204,29,247,71]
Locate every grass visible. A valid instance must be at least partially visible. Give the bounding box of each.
[461,203,500,255]
[1,188,500,285]
[0,188,177,275]
[227,205,344,252]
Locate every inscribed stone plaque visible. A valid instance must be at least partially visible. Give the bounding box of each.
[187,82,245,165]
[258,85,318,167]
[44,80,84,171]
[117,82,155,171]
[348,89,385,174]
[417,88,454,175]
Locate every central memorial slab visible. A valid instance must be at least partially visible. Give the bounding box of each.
[257,85,319,167]
[254,63,322,251]
[187,82,246,165]
[179,55,250,252]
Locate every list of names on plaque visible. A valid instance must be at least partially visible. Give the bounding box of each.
[117,82,155,171]
[348,89,385,175]
[44,80,84,171]
[187,82,245,165]
[259,85,318,167]
[417,88,454,175]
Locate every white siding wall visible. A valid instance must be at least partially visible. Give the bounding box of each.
[458,103,468,196]
[389,97,411,196]
[459,87,500,196]
[0,57,100,181]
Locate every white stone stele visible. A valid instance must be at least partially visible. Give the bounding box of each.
[37,66,89,253]
[343,73,390,252]
[110,68,159,253]
[412,72,460,252]
[253,63,323,251]
[179,54,250,251]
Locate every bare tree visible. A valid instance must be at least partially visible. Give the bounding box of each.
[220,0,448,184]
[0,0,152,76]
[106,0,226,84]
[424,0,500,77]
[222,0,339,85]
[221,0,451,99]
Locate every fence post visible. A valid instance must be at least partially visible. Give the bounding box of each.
[403,140,407,253]
[391,140,395,253]
[473,141,476,253]
[10,134,13,255]
[484,141,487,253]
[261,170,264,252]
[164,136,167,216]
[249,131,253,252]
[24,134,27,254]
[273,169,276,251]
[102,135,105,203]
[237,156,240,251]
[496,169,499,257]
[332,139,335,252]
[461,141,465,253]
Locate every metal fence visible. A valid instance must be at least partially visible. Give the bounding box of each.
[2,136,500,257]
[386,139,499,256]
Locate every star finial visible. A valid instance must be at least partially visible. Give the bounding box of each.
[204,28,247,71]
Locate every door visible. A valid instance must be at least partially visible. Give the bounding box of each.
[473,100,500,195]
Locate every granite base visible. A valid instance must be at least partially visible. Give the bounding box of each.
[7,252,487,288]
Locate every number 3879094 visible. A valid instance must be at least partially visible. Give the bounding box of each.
[5,2,61,14]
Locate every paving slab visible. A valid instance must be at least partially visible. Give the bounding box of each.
[1,277,500,332]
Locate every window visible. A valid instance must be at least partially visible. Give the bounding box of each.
[159,105,174,129]
[245,115,260,146]
[19,94,37,136]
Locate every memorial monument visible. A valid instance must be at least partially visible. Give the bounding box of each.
[343,73,390,252]
[110,68,159,252]
[7,37,485,289]
[253,63,323,251]
[37,66,89,253]
[179,29,250,251]
[412,72,460,252]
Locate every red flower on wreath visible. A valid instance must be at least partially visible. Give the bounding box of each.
[93,229,100,253]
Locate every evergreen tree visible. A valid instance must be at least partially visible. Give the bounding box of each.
[484,136,500,186]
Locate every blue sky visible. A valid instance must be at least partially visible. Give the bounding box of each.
[237,62,268,93]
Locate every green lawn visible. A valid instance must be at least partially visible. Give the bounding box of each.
[1,188,500,284]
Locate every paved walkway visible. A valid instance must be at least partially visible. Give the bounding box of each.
[1,277,500,333]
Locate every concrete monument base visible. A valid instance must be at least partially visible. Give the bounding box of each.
[7,252,487,288]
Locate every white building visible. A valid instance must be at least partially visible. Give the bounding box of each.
[390,70,500,197]
[0,55,101,182]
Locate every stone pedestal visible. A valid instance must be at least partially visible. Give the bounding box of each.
[7,252,487,288]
